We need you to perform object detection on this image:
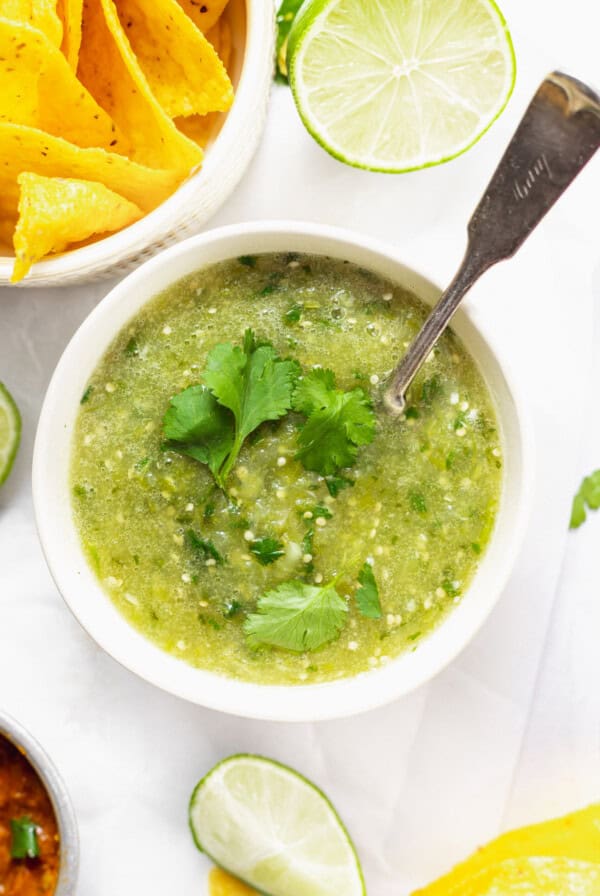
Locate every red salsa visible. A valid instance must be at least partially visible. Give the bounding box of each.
[0,736,60,895]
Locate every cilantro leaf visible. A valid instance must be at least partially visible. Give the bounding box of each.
[570,470,600,529]
[570,493,587,529]
[311,503,332,520]
[325,475,354,497]
[420,375,442,405]
[250,537,285,565]
[581,472,600,509]
[224,598,243,618]
[10,818,39,859]
[293,368,336,414]
[292,369,376,475]
[186,529,223,564]
[275,0,305,83]
[204,330,299,481]
[442,578,460,597]
[125,337,139,356]
[163,332,298,488]
[356,563,382,619]
[301,527,315,574]
[284,303,303,324]
[409,491,427,513]
[244,579,348,651]
[163,385,234,483]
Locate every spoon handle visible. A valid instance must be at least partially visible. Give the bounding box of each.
[385,72,600,414]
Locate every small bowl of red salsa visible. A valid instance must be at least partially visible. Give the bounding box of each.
[0,713,78,896]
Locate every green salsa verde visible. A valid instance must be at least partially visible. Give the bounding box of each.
[71,254,502,684]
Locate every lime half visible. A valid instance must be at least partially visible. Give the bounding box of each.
[0,383,21,487]
[288,0,516,172]
[189,755,365,896]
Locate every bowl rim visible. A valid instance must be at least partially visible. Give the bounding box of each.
[0,710,79,895]
[32,221,535,721]
[0,0,274,286]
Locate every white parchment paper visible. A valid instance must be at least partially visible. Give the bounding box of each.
[1,1,599,892]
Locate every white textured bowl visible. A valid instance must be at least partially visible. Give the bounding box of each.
[33,222,534,721]
[0,0,274,287]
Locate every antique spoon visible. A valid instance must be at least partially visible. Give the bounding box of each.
[385,72,600,415]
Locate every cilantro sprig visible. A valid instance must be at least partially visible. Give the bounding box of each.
[244,579,348,651]
[163,330,299,489]
[292,369,376,475]
[570,470,600,529]
[164,339,377,488]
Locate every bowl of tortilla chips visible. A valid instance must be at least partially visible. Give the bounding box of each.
[0,0,274,285]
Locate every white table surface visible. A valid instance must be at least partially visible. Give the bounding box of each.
[1,2,600,893]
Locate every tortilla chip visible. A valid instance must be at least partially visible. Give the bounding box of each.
[207,17,231,72]
[0,217,16,251]
[0,19,126,152]
[57,0,83,68]
[174,0,229,34]
[113,0,233,119]
[78,0,202,173]
[2,0,62,45]
[175,16,232,147]
[175,112,218,148]
[0,122,179,216]
[12,172,143,281]
[413,804,600,896]
[450,858,600,896]
[209,868,259,896]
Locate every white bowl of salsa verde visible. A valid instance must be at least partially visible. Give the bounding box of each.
[33,222,533,721]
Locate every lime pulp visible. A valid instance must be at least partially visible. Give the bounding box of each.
[189,754,365,896]
[288,0,516,172]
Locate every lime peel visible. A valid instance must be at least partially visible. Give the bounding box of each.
[288,0,516,173]
[0,382,21,486]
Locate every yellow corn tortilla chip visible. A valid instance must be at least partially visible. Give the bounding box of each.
[57,0,83,69]
[0,122,179,215]
[175,17,232,147]
[175,0,229,33]
[12,172,143,281]
[113,0,233,119]
[207,17,231,71]
[413,804,600,896]
[0,18,126,151]
[0,217,16,250]
[2,0,62,45]
[450,858,600,896]
[175,112,219,148]
[209,868,259,896]
[78,0,202,173]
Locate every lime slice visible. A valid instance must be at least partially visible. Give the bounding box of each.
[288,0,516,172]
[0,382,21,486]
[189,755,365,896]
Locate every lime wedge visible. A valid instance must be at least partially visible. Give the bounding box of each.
[0,382,21,487]
[288,0,516,172]
[189,755,365,896]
